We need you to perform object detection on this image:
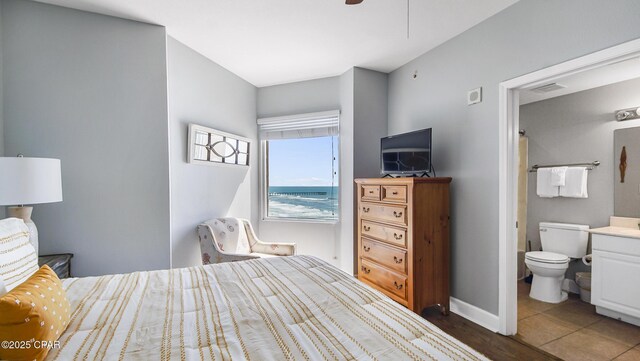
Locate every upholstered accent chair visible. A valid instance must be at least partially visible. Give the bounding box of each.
[197,218,296,264]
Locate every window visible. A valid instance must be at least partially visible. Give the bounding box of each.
[259,111,340,221]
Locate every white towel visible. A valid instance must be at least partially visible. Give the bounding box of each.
[550,167,568,187]
[536,168,559,198]
[559,167,588,198]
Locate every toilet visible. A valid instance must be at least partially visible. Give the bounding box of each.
[525,222,590,303]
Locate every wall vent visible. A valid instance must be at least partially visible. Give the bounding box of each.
[530,83,567,93]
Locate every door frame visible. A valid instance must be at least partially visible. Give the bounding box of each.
[497,38,640,335]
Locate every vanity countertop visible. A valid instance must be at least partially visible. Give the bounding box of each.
[588,216,640,239]
[589,226,640,239]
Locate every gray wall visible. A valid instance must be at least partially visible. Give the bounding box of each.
[0,3,3,220]
[522,77,640,252]
[2,0,171,276]
[352,68,388,274]
[614,126,640,217]
[167,37,258,269]
[257,76,341,118]
[354,68,388,179]
[257,76,344,269]
[255,69,387,274]
[387,0,640,315]
[339,69,355,274]
[521,78,640,280]
[0,1,3,156]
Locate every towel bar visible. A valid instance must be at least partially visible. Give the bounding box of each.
[529,161,600,173]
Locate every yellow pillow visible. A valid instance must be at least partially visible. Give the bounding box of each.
[0,265,71,361]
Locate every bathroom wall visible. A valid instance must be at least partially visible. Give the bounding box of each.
[522,77,640,249]
[521,77,640,278]
[614,126,640,217]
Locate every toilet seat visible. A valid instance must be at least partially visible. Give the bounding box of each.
[525,251,569,264]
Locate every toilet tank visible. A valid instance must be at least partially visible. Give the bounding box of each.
[539,222,590,258]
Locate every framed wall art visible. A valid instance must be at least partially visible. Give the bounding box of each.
[188,124,251,167]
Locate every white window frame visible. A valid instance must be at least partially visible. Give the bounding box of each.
[258,110,340,223]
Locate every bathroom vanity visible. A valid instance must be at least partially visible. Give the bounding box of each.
[589,216,640,327]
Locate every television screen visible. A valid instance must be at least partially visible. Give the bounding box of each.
[381,128,432,175]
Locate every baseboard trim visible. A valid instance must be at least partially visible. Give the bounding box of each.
[450,297,500,333]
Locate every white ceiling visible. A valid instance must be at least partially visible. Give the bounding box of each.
[520,56,640,105]
[35,0,518,87]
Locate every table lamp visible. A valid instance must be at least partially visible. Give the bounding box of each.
[0,156,63,254]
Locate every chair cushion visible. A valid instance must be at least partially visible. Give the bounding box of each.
[205,218,251,255]
[249,252,278,258]
[0,265,71,361]
[0,218,39,293]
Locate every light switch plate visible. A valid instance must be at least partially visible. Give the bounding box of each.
[468,87,482,105]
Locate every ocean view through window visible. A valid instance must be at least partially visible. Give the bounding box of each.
[266,136,339,221]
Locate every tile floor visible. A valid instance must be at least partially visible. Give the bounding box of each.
[516,280,640,361]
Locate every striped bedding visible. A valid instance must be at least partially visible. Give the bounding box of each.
[47,256,488,361]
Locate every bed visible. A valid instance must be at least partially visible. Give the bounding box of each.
[41,255,488,360]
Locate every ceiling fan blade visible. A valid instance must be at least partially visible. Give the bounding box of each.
[345,0,364,5]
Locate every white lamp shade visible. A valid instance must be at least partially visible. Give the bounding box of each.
[0,157,63,206]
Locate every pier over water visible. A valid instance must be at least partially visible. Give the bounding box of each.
[268,191,328,197]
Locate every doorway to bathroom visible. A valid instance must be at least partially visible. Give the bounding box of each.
[498,38,640,360]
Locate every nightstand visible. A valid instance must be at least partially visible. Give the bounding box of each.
[38,253,73,279]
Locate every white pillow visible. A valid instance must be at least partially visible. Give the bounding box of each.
[0,218,39,292]
[0,275,7,297]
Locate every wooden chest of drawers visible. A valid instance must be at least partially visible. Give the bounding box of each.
[355,177,451,315]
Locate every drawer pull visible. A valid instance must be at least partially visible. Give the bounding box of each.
[368,190,374,194]
[393,211,403,218]
[392,191,398,195]
[393,256,403,264]
[363,245,371,252]
[363,207,370,213]
[393,281,403,290]
[361,266,371,274]
[363,225,371,231]
[393,233,403,240]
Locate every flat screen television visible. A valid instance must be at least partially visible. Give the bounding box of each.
[381,128,432,176]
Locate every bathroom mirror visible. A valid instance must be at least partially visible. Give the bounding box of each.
[614,126,640,217]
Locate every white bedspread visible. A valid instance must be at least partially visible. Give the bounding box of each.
[47,256,488,361]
